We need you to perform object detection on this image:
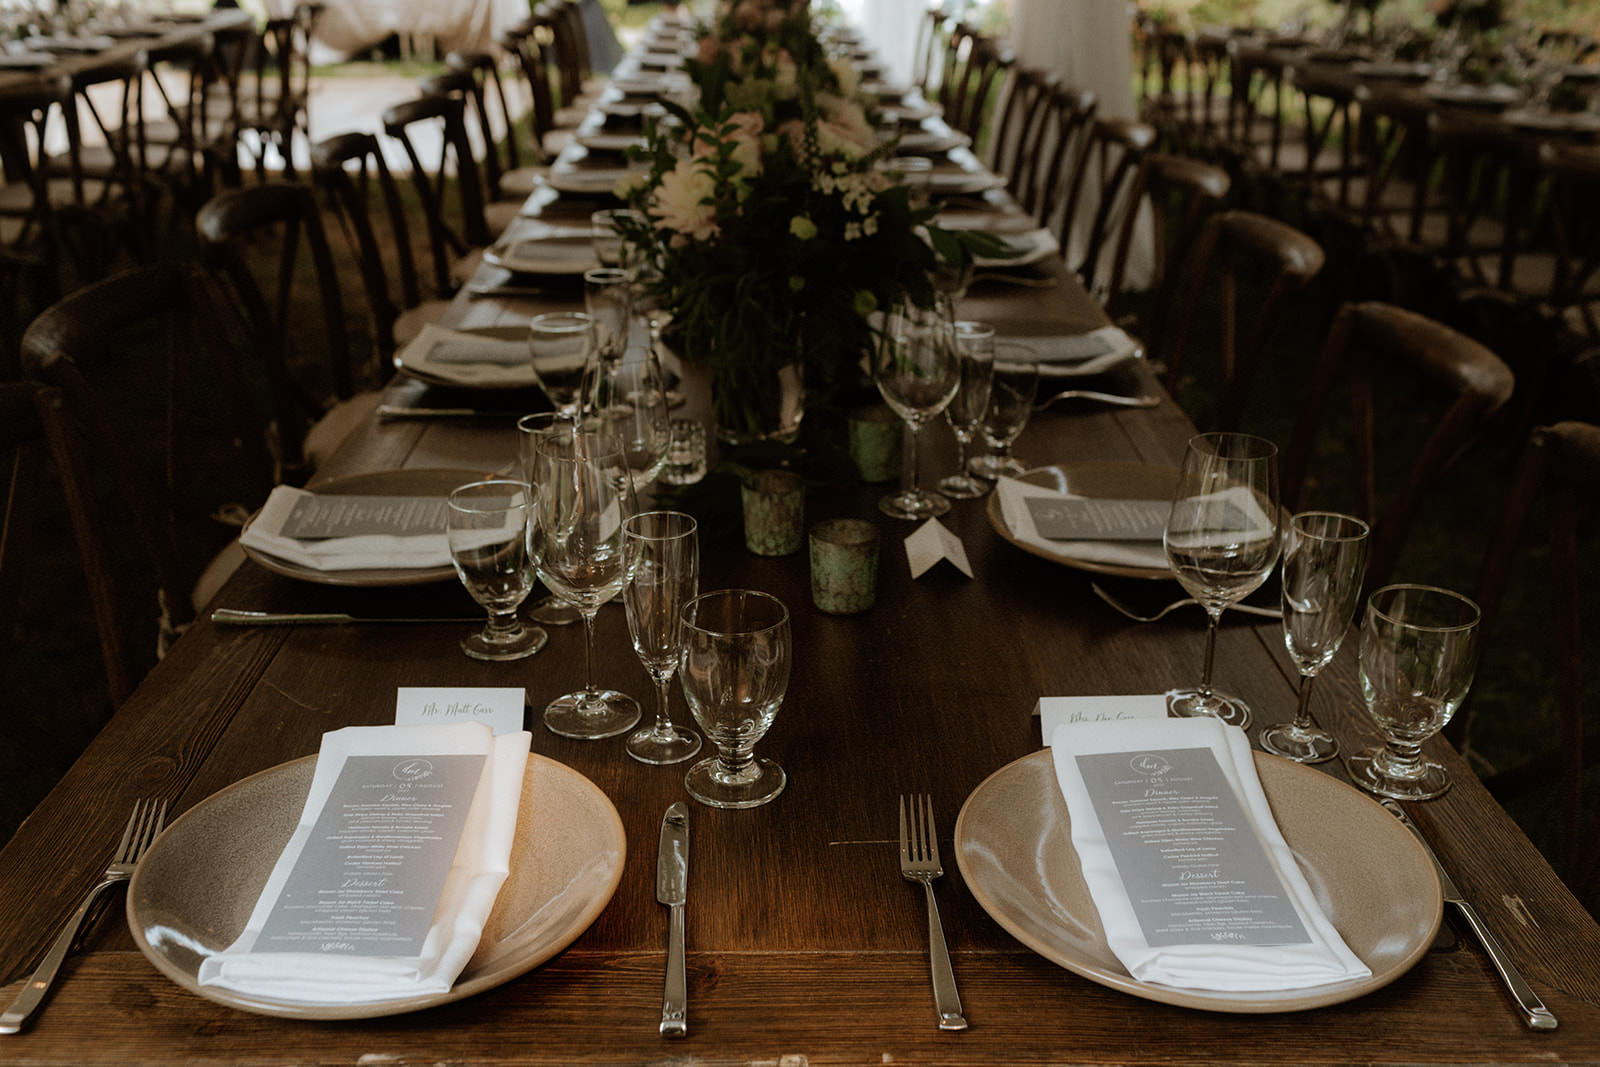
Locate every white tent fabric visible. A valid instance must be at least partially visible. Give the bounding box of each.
[267,0,531,60]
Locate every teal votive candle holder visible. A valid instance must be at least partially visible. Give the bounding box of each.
[848,404,903,483]
[809,518,880,615]
[741,469,805,556]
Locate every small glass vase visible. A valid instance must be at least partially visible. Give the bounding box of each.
[711,356,805,447]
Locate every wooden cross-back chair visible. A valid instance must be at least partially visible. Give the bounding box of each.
[1053,118,1156,306]
[444,49,533,202]
[20,265,267,696]
[1155,208,1324,431]
[1019,84,1096,227]
[1114,152,1231,340]
[1281,301,1515,592]
[984,65,1057,204]
[195,182,365,480]
[500,19,567,167]
[942,27,1012,143]
[134,36,214,206]
[382,93,491,301]
[911,9,947,95]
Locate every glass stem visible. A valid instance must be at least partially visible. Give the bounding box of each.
[1197,611,1221,697]
[581,608,599,694]
[952,430,969,477]
[905,421,921,495]
[1384,738,1426,778]
[654,674,673,733]
[1292,672,1318,730]
[487,609,519,638]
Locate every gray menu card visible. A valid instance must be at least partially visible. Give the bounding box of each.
[1026,498,1169,542]
[280,495,449,540]
[1073,746,1310,948]
[253,753,486,956]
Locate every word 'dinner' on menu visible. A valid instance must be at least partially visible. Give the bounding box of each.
[1073,746,1310,948]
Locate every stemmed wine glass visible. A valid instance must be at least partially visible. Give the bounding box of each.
[872,301,959,520]
[581,344,671,492]
[445,480,547,661]
[528,312,597,415]
[1163,432,1283,730]
[1348,584,1481,800]
[679,589,791,809]
[622,511,702,765]
[1259,512,1370,763]
[516,412,581,627]
[967,353,1039,481]
[584,266,633,359]
[938,320,995,500]
[530,428,641,739]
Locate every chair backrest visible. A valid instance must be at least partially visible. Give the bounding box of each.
[1113,152,1230,331]
[1282,301,1515,589]
[20,264,273,694]
[311,131,421,366]
[984,65,1054,195]
[943,27,1012,143]
[382,93,491,299]
[1022,83,1096,225]
[1430,112,1538,292]
[501,20,559,161]
[448,49,521,193]
[1457,420,1600,890]
[1055,117,1155,304]
[911,9,947,93]
[194,182,352,483]
[1538,142,1600,340]
[539,0,589,108]
[1157,208,1324,430]
[1351,86,1441,247]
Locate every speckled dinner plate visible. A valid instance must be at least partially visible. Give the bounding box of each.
[127,753,626,1020]
[954,748,1442,1013]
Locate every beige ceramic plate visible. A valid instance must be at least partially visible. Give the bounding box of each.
[240,469,494,587]
[986,462,1179,581]
[954,749,1442,1013]
[127,752,626,1020]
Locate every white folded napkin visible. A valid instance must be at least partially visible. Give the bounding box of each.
[995,475,1170,572]
[241,484,511,572]
[1050,717,1370,992]
[1004,326,1140,378]
[199,723,532,1003]
[394,324,536,387]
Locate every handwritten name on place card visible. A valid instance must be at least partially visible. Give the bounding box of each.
[396,688,526,736]
[1037,695,1167,743]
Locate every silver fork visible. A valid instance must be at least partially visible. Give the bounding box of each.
[899,794,968,1032]
[1034,388,1161,410]
[1091,581,1283,622]
[1,798,167,1035]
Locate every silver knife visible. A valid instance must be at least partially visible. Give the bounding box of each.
[211,609,480,626]
[376,405,521,420]
[657,801,689,1038]
[1382,800,1558,1030]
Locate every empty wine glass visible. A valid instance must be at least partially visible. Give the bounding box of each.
[1260,512,1370,763]
[1163,432,1283,730]
[938,320,995,500]
[623,511,701,765]
[581,345,671,492]
[1349,584,1481,801]
[584,266,633,359]
[446,480,547,661]
[528,312,596,415]
[967,352,1039,480]
[872,301,959,520]
[516,412,582,628]
[679,589,790,809]
[530,428,641,739]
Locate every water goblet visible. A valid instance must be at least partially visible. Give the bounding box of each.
[679,589,790,809]
[528,312,596,415]
[584,266,633,359]
[622,511,702,765]
[581,344,671,492]
[1163,432,1283,730]
[1348,584,1481,801]
[531,428,641,739]
[445,479,547,661]
[1259,512,1370,763]
[516,412,582,628]
[938,320,995,500]
[872,301,960,520]
[967,352,1039,480]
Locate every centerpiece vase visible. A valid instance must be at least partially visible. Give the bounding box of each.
[711,353,805,447]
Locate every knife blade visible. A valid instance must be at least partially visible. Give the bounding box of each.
[656,801,689,1038]
[1382,800,1558,1030]
[211,609,481,626]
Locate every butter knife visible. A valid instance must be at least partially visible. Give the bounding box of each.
[1382,800,1558,1030]
[212,609,480,626]
[657,801,689,1038]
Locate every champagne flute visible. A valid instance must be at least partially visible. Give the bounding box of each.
[938,320,996,500]
[872,301,959,520]
[531,428,641,739]
[1349,584,1481,801]
[584,266,633,359]
[967,352,1039,480]
[1259,512,1370,763]
[516,412,582,627]
[581,345,671,492]
[623,511,701,765]
[679,589,790,809]
[446,480,547,661]
[528,312,597,415]
[1163,432,1283,730]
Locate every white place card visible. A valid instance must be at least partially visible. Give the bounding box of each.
[905,518,973,579]
[1035,694,1168,740]
[396,687,527,737]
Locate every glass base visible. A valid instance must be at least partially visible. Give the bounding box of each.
[1166,686,1252,730]
[544,689,641,740]
[684,756,786,809]
[626,723,702,765]
[968,454,1025,480]
[879,487,950,520]
[1259,720,1339,763]
[461,623,547,661]
[528,596,582,626]
[1347,746,1451,800]
[937,472,990,499]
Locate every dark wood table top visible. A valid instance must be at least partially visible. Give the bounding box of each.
[0,10,252,100]
[2,145,1598,1067]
